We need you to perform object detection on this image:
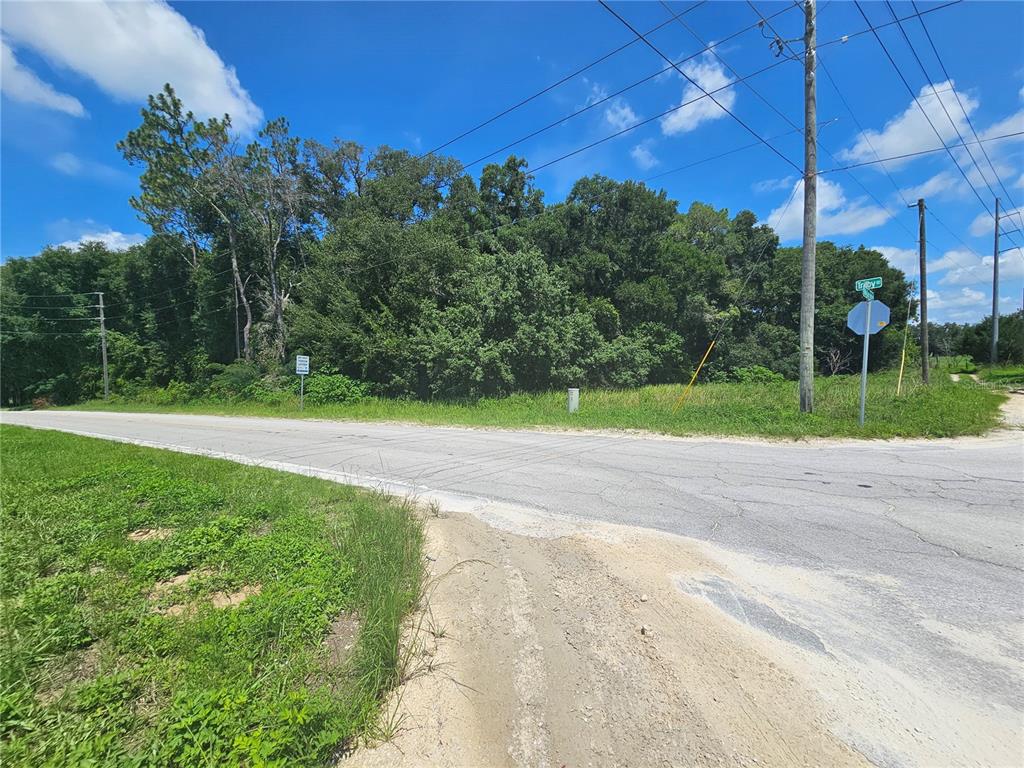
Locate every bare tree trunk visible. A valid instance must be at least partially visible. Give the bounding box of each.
[267,246,286,363]
[227,228,253,360]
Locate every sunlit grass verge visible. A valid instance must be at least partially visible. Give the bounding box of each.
[72,367,1005,439]
[0,425,423,767]
[977,364,1024,386]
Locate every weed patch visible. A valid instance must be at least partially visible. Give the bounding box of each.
[0,425,423,766]
[74,367,1005,439]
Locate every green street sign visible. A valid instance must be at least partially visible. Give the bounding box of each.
[855,276,883,292]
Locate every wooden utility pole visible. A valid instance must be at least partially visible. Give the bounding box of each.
[915,198,929,384]
[799,0,817,413]
[991,197,1000,363]
[96,291,109,400]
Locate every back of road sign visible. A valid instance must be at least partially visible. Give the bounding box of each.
[847,301,890,335]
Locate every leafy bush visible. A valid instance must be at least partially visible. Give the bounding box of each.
[302,373,369,406]
[210,361,263,400]
[241,381,293,406]
[732,365,785,384]
[137,380,196,405]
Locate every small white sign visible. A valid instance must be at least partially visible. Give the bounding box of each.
[295,355,310,375]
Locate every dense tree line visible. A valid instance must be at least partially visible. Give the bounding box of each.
[1,85,926,405]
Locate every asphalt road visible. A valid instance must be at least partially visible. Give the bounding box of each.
[3,410,1022,764]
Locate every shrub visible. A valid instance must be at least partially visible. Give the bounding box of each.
[241,381,292,406]
[209,362,262,400]
[732,365,785,384]
[138,380,196,405]
[302,374,368,406]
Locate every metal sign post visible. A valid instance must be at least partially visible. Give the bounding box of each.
[296,355,310,410]
[847,279,890,427]
[858,300,872,428]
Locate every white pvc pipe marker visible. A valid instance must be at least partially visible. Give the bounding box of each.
[567,388,580,413]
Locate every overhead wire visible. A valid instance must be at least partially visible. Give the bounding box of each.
[853,0,1005,249]
[884,0,1022,250]
[749,0,983,279]
[418,0,709,159]
[598,0,803,173]
[454,3,800,175]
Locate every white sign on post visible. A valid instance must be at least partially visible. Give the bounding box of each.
[296,355,310,409]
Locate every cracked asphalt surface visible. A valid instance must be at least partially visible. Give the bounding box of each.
[3,410,1022,764]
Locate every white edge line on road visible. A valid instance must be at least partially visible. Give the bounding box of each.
[7,423,595,540]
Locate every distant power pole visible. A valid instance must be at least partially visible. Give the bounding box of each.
[913,198,929,384]
[991,198,1000,364]
[96,291,110,400]
[799,0,817,414]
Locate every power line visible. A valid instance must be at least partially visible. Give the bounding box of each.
[419,0,708,159]
[853,0,1001,236]
[455,3,799,175]
[817,130,1022,175]
[3,284,237,325]
[885,0,1021,251]
[7,290,95,299]
[911,0,1022,229]
[746,1,982,277]
[528,56,797,175]
[813,0,962,53]
[599,0,803,173]
[755,0,913,208]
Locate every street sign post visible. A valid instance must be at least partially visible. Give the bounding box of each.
[296,355,310,410]
[847,294,890,427]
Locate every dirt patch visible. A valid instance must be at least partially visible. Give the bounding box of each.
[325,611,361,667]
[340,512,868,768]
[147,568,216,603]
[151,571,260,616]
[127,527,174,542]
[999,391,1024,427]
[35,642,103,705]
[210,585,261,608]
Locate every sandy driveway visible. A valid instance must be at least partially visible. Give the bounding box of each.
[343,504,1018,768]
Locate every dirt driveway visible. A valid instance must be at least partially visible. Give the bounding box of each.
[344,509,875,768]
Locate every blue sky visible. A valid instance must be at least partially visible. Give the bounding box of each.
[1,0,1022,323]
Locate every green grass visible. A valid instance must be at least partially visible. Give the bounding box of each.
[0,426,423,767]
[71,368,1006,439]
[977,364,1024,386]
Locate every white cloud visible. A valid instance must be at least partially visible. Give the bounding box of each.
[661,52,736,136]
[900,170,963,201]
[938,250,1024,286]
[604,99,637,132]
[60,230,146,251]
[839,80,977,169]
[927,286,986,310]
[968,205,1023,237]
[0,41,86,117]
[768,178,892,241]
[49,152,83,175]
[753,176,795,194]
[872,245,919,274]
[979,109,1024,142]
[630,141,658,170]
[1,0,262,132]
[49,152,131,185]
